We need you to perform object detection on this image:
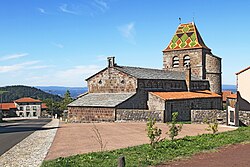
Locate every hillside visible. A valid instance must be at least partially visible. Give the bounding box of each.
[36,86,88,98]
[0,85,62,103]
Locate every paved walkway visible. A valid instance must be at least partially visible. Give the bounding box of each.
[0,119,59,167]
[46,122,237,160]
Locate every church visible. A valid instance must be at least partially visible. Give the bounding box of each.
[68,22,222,122]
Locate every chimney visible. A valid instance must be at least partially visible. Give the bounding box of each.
[185,62,191,91]
[107,57,116,67]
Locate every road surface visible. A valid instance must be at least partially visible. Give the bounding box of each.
[0,118,51,156]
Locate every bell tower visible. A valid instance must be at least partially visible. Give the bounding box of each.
[163,22,222,94]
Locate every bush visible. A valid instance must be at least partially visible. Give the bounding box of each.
[146,118,162,148]
[167,112,183,140]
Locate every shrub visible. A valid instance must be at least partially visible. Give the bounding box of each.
[167,112,183,140]
[146,118,162,148]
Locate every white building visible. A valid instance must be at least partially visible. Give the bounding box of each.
[14,97,43,117]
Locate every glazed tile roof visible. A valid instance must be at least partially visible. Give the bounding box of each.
[163,22,210,52]
[115,66,201,80]
[68,93,136,107]
[0,103,17,110]
[150,90,221,100]
[14,97,42,103]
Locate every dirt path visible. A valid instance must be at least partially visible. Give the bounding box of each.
[45,122,236,160]
[158,143,250,167]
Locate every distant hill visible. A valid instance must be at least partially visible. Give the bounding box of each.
[0,85,62,103]
[222,84,236,93]
[36,86,88,98]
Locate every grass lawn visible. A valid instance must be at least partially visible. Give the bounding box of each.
[42,126,250,167]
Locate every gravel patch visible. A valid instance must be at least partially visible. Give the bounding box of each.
[0,119,59,167]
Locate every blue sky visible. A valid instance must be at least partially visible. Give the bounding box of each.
[0,0,249,87]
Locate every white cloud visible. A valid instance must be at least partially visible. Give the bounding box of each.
[52,42,64,48]
[118,22,136,44]
[59,4,78,15]
[38,8,47,14]
[28,65,50,70]
[93,0,109,12]
[56,65,102,86]
[0,61,39,73]
[0,53,28,61]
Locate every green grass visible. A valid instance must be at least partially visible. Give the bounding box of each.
[42,126,250,167]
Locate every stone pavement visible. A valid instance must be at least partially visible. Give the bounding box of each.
[0,119,59,167]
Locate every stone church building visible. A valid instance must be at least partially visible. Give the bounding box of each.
[68,22,222,122]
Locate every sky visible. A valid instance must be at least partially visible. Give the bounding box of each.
[0,0,249,87]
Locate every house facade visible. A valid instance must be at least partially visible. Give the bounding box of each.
[235,66,250,126]
[0,97,48,118]
[68,22,222,122]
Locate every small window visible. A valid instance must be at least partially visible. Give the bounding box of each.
[121,80,125,84]
[33,106,37,111]
[172,56,179,67]
[98,80,102,84]
[26,106,30,111]
[20,107,23,111]
[33,112,37,116]
[183,55,190,67]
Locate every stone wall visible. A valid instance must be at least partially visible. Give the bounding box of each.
[205,53,222,94]
[165,98,222,122]
[239,110,250,126]
[68,107,115,122]
[87,67,137,93]
[116,109,164,122]
[163,48,204,78]
[191,109,227,124]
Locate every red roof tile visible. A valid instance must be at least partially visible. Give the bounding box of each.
[41,103,48,109]
[227,94,237,99]
[150,90,221,100]
[14,97,41,103]
[222,91,233,102]
[0,103,17,110]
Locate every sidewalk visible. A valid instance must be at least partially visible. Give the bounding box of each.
[0,119,59,167]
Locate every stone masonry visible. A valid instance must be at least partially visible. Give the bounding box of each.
[191,109,227,124]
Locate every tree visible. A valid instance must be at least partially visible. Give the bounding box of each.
[60,90,73,111]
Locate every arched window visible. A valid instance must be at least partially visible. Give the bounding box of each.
[172,56,179,67]
[183,55,190,67]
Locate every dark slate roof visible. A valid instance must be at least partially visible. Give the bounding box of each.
[68,93,135,107]
[115,66,201,80]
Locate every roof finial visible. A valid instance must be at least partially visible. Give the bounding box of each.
[179,17,181,24]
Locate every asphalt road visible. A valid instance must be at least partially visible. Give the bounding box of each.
[0,118,51,156]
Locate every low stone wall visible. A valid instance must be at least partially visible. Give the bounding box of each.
[68,107,115,123]
[239,110,250,126]
[191,109,227,124]
[116,109,164,122]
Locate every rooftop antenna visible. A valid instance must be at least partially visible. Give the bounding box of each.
[179,17,181,24]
